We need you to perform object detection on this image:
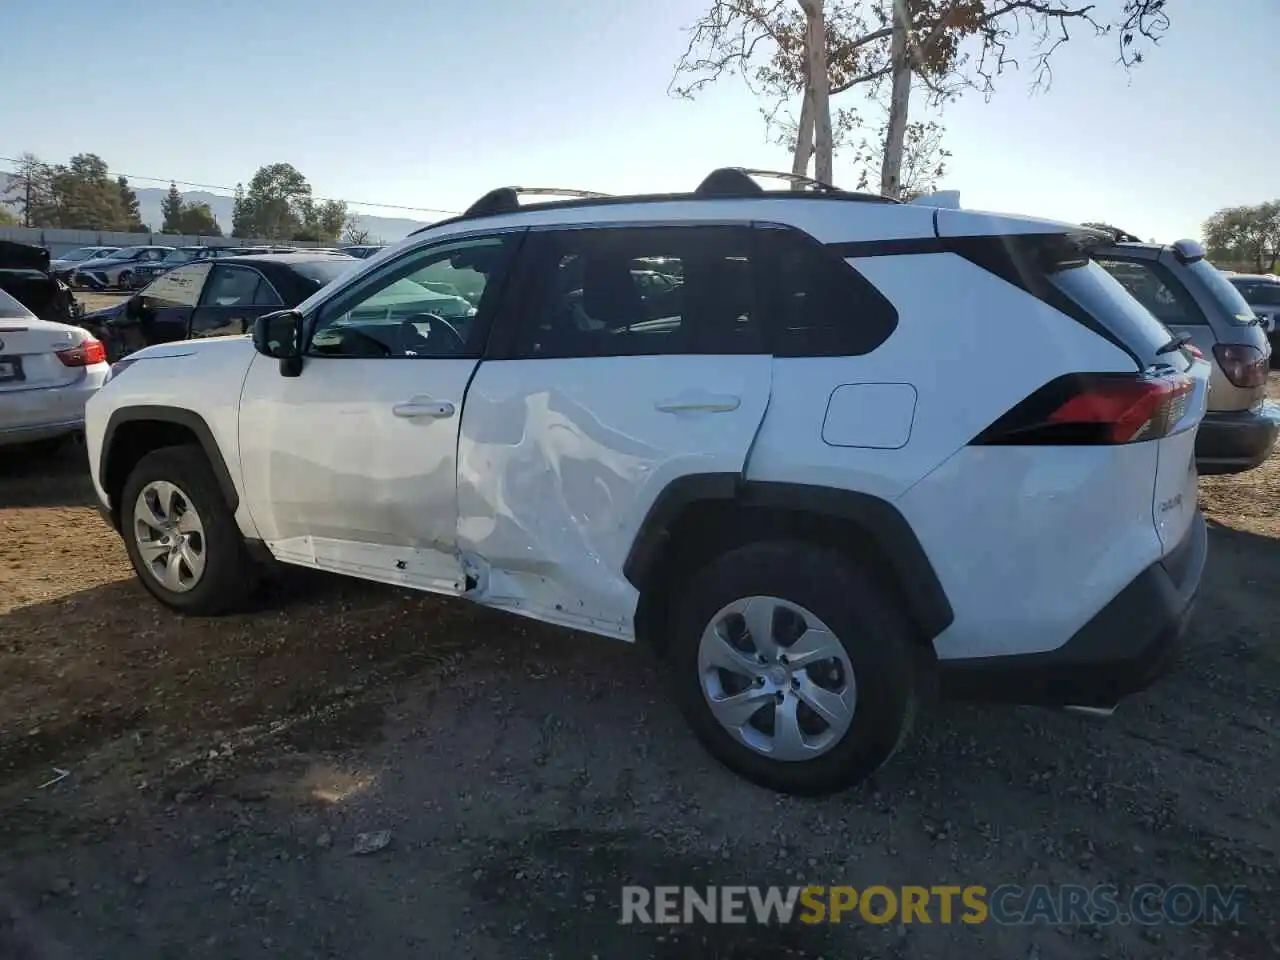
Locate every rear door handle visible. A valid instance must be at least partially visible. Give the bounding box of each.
[392,397,456,419]
[655,392,741,414]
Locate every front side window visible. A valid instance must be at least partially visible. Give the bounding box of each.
[139,263,213,309]
[106,247,143,260]
[1095,258,1206,326]
[1232,280,1280,307]
[507,226,759,359]
[308,235,516,358]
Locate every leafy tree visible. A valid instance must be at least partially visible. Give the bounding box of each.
[296,197,349,243]
[672,0,1170,196]
[179,202,223,237]
[161,181,185,233]
[47,153,126,230]
[1203,203,1280,273]
[231,183,253,238]
[240,162,312,240]
[118,176,145,231]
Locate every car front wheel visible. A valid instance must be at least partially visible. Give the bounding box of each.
[670,540,919,795]
[120,446,260,615]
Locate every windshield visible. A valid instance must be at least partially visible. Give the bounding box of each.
[1190,261,1258,325]
[105,247,143,260]
[161,250,199,265]
[290,258,360,287]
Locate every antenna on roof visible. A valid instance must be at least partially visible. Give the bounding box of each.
[463,186,612,218]
[695,167,840,197]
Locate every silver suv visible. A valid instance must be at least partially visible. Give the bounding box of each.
[1097,238,1277,475]
[1226,273,1280,353]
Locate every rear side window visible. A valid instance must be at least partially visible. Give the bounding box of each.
[756,227,898,356]
[1185,260,1257,325]
[1048,259,1175,357]
[1095,258,1206,326]
[504,226,761,358]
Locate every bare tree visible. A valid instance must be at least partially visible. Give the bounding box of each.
[671,0,1171,196]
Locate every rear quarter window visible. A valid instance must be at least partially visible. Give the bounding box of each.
[1050,259,1175,358]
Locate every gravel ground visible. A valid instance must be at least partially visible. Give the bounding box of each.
[0,379,1276,959]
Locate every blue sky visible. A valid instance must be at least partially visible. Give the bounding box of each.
[3,0,1275,240]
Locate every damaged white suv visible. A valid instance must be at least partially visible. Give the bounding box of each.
[85,169,1209,795]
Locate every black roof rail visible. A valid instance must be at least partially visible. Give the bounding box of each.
[463,186,612,218]
[1081,222,1143,244]
[696,167,844,197]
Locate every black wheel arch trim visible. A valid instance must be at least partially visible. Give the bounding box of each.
[623,474,954,640]
[100,405,240,525]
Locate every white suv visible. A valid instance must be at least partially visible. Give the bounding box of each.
[84,169,1210,795]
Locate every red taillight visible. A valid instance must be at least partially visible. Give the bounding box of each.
[1212,344,1268,388]
[975,373,1195,446]
[56,338,107,367]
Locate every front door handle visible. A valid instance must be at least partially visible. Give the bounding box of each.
[393,397,456,419]
[655,392,741,414]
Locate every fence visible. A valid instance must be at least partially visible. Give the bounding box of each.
[0,226,340,259]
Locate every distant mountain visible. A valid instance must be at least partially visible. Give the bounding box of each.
[0,174,433,242]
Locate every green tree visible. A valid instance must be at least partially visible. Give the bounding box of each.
[179,202,223,237]
[231,183,253,238]
[296,196,349,243]
[161,181,185,233]
[47,153,126,230]
[240,162,312,240]
[1203,203,1280,273]
[118,175,144,229]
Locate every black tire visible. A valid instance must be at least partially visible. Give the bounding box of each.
[669,540,919,796]
[119,445,260,615]
[116,270,132,290]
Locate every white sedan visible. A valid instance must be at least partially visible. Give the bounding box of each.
[0,287,110,450]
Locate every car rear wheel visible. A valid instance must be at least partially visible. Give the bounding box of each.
[670,540,919,795]
[116,270,132,290]
[120,446,260,615]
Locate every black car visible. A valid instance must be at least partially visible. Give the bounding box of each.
[82,254,359,361]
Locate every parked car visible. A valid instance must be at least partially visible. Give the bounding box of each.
[49,246,120,281]
[83,253,359,361]
[1226,273,1280,349]
[129,246,257,287]
[1096,238,1278,475]
[84,169,1209,795]
[71,246,175,291]
[0,240,83,327]
[0,285,109,451]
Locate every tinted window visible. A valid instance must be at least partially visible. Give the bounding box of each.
[1095,258,1206,325]
[139,263,212,309]
[508,226,759,358]
[1232,280,1280,307]
[1050,260,1175,356]
[757,228,898,356]
[201,265,266,307]
[309,236,515,358]
[1187,260,1257,325]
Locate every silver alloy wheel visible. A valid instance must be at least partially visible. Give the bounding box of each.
[132,480,206,593]
[697,595,856,762]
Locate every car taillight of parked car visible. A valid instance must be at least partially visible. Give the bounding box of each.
[1212,344,1269,388]
[56,338,107,367]
[975,372,1196,446]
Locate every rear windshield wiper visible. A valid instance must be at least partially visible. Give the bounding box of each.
[1156,332,1193,355]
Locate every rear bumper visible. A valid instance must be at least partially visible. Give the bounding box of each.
[1195,406,1279,475]
[0,372,108,447]
[939,510,1207,708]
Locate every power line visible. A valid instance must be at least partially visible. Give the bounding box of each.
[0,155,461,217]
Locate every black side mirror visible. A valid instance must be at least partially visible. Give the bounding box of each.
[252,310,304,377]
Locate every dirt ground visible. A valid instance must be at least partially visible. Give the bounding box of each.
[0,379,1276,960]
